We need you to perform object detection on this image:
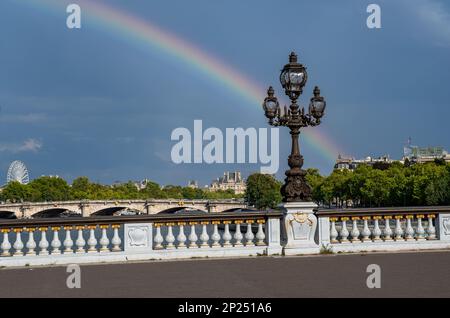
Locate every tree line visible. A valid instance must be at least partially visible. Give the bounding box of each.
[2,161,449,208]
[305,161,450,208]
[244,161,450,209]
[0,176,243,203]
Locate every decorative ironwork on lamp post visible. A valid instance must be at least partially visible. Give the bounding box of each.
[262,52,326,202]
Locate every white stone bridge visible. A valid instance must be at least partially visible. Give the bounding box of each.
[0,199,247,219]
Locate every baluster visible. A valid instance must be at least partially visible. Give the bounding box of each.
[350,217,360,243]
[339,217,350,242]
[426,214,436,240]
[154,224,164,249]
[87,225,98,252]
[200,221,210,247]
[13,229,24,256]
[255,220,266,246]
[416,215,426,240]
[99,225,110,252]
[165,223,175,249]
[330,218,338,243]
[361,217,372,242]
[188,222,198,248]
[233,220,244,246]
[111,225,122,251]
[26,228,37,255]
[1,229,11,256]
[383,216,393,241]
[211,221,221,247]
[38,227,49,255]
[372,216,382,241]
[51,227,61,255]
[405,215,415,241]
[394,215,404,241]
[222,221,232,247]
[63,226,74,254]
[75,226,86,253]
[244,220,255,246]
[176,222,187,248]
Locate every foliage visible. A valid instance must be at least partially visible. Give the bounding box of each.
[27,176,71,202]
[310,162,450,207]
[0,181,33,203]
[2,162,449,207]
[245,173,282,209]
[0,176,244,203]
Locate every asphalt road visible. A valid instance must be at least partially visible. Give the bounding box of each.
[1,251,449,297]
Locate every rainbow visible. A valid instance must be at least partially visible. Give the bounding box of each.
[17,0,344,163]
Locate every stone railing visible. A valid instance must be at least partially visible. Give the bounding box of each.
[0,211,282,267]
[316,206,450,253]
[2,204,450,267]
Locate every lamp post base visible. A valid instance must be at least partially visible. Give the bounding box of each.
[280,201,320,255]
[280,169,312,202]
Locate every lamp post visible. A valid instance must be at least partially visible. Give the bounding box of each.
[262,52,326,202]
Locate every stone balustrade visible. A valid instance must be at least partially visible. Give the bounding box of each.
[2,205,450,267]
[326,214,436,243]
[0,224,122,257]
[151,219,266,249]
[0,211,282,267]
[316,206,450,253]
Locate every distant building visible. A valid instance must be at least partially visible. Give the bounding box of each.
[335,139,450,171]
[209,171,246,194]
[112,179,149,190]
[134,179,150,190]
[403,139,450,164]
[335,154,394,171]
[187,180,198,189]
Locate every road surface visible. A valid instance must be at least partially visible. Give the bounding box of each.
[0,250,449,297]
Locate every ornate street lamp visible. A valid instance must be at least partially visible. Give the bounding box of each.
[263,52,326,202]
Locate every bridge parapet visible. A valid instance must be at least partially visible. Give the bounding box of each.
[2,205,449,267]
[0,210,282,267]
[313,206,450,253]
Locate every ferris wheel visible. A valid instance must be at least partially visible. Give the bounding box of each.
[7,160,30,185]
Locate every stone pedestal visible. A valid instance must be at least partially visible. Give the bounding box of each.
[437,213,450,241]
[281,202,320,255]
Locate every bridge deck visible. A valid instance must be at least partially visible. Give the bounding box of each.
[1,251,449,297]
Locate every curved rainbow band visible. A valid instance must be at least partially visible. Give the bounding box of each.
[18,0,344,163]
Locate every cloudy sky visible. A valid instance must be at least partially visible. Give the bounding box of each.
[1,0,449,186]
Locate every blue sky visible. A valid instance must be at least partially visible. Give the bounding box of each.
[1,0,450,186]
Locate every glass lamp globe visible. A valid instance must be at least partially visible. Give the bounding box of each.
[262,86,279,120]
[279,52,307,98]
[309,86,326,118]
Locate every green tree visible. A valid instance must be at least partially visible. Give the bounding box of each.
[346,165,370,206]
[111,181,141,199]
[181,187,205,200]
[245,173,282,209]
[141,181,166,199]
[28,176,71,201]
[386,165,408,206]
[360,169,391,207]
[0,181,33,203]
[203,189,241,200]
[425,177,448,205]
[306,168,325,204]
[162,185,184,199]
[70,176,91,199]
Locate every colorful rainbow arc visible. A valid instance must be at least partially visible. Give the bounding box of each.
[21,0,344,163]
